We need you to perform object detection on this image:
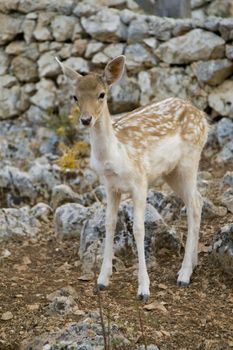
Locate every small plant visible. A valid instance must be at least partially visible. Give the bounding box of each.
[46,105,80,143]
[56,140,90,169]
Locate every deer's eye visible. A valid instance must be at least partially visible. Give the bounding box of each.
[98,92,105,100]
[71,95,78,103]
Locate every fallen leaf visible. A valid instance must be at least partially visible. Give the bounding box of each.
[0,249,11,260]
[77,274,93,281]
[22,256,31,265]
[143,301,168,313]
[27,304,39,311]
[1,312,13,321]
[158,283,168,290]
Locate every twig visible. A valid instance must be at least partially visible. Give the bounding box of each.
[137,304,148,350]
[94,249,109,350]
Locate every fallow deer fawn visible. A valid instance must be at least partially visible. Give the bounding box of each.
[56,55,208,300]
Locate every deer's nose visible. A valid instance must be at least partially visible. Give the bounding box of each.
[80,115,92,126]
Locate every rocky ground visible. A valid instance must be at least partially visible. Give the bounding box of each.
[0,111,233,349]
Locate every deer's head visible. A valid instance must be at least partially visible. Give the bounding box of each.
[56,55,125,127]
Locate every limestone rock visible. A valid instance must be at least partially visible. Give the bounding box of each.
[209,224,233,277]
[217,140,233,162]
[221,188,233,213]
[92,52,109,65]
[103,43,125,59]
[127,19,149,44]
[0,0,18,13]
[222,171,233,187]
[0,75,17,88]
[150,66,208,110]
[63,57,90,74]
[0,207,40,240]
[33,13,55,41]
[51,184,82,210]
[0,165,36,201]
[31,79,57,110]
[81,9,127,42]
[6,41,39,61]
[192,59,233,86]
[109,76,140,113]
[11,56,38,82]
[216,117,233,146]
[208,80,233,119]
[51,16,76,42]
[125,43,156,72]
[22,18,36,44]
[38,52,60,78]
[0,14,22,45]
[202,198,227,219]
[219,18,233,41]
[0,49,10,75]
[73,2,99,17]
[30,203,53,222]
[54,203,95,237]
[155,29,225,64]
[85,41,105,59]
[226,45,233,60]
[0,85,21,119]
[17,0,75,14]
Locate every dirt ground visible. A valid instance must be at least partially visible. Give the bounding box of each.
[0,163,233,350]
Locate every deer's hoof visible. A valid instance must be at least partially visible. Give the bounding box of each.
[138,293,150,302]
[177,280,189,287]
[94,284,107,293]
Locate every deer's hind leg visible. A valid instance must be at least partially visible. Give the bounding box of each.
[164,149,203,286]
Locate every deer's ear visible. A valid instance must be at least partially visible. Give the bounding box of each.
[103,55,125,86]
[55,57,82,83]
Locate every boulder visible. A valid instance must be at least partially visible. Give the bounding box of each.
[208,80,233,119]
[6,41,39,61]
[51,15,76,42]
[217,140,233,162]
[216,117,233,146]
[127,19,149,44]
[22,18,36,44]
[11,56,38,82]
[51,184,82,209]
[103,43,125,59]
[226,44,233,60]
[0,75,17,88]
[0,85,21,119]
[0,165,36,202]
[0,207,40,240]
[63,57,90,74]
[30,203,53,222]
[79,201,180,273]
[109,76,140,113]
[202,198,227,218]
[21,313,130,349]
[150,66,208,110]
[54,203,95,237]
[30,79,57,110]
[125,43,157,72]
[219,18,233,41]
[155,29,225,64]
[81,8,127,42]
[0,14,22,45]
[85,41,105,59]
[192,59,233,86]
[222,171,233,187]
[221,188,233,213]
[209,224,233,277]
[38,52,60,78]
[17,0,75,14]
[0,49,10,75]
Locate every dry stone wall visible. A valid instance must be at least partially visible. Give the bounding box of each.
[0,0,233,122]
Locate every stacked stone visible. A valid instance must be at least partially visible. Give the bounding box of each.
[0,0,232,120]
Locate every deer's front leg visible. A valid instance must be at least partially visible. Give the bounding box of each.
[97,188,121,289]
[133,188,150,300]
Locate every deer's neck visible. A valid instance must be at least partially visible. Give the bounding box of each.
[89,105,118,164]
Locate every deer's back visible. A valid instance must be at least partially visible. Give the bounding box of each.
[113,98,208,150]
